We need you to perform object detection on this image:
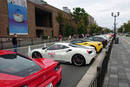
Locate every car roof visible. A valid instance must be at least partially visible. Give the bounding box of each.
[0,50,15,55]
[54,42,70,46]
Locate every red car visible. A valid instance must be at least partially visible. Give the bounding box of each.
[0,50,62,87]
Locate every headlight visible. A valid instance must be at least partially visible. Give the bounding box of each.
[54,64,60,72]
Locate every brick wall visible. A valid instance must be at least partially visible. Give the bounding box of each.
[0,0,9,36]
[0,0,94,37]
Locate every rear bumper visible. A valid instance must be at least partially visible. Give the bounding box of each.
[38,67,62,87]
[96,45,103,52]
[85,51,96,64]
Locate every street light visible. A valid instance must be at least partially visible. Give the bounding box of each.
[111,12,120,39]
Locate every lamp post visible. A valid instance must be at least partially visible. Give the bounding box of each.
[111,12,120,39]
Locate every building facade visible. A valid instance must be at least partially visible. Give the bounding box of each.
[0,0,94,38]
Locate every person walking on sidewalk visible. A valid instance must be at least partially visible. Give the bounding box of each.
[59,34,63,42]
[12,34,18,52]
[68,35,72,41]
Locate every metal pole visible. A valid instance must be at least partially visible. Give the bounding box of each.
[112,12,119,40]
[114,16,117,39]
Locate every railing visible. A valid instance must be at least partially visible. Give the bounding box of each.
[0,36,74,50]
[0,37,58,50]
[89,38,114,87]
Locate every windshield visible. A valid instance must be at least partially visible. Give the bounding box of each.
[71,40,88,43]
[0,53,41,77]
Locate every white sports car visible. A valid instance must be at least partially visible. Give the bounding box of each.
[28,43,96,66]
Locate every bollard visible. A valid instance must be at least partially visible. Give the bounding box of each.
[115,37,119,44]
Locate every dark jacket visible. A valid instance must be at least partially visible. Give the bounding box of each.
[12,37,17,45]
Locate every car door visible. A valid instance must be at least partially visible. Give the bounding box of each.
[45,44,71,61]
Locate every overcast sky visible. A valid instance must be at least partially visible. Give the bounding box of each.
[46,0,130,29]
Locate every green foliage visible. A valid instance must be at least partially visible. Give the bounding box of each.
[42,36,48,40]
[126,34,130,37]
[104,28,112,33]
[72,7,89,34]
[56,12,64,24]
[118,21,130,33]
[63,24,76,36]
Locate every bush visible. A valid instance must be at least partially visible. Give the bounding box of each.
[126,34,130,37]
[42,36,48,39]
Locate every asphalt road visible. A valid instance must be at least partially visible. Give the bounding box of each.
[7,43,90,87]
[60,64,90,87]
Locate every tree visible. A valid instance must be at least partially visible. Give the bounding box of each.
[103,28,111,34]
[72,7,89,34]
[118,21,130,33]
[56,12,77,37]
[63,24,76,37]
[56,12,65,35]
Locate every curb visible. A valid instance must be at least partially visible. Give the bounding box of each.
[76,39,113,87]
[76,49,107,87]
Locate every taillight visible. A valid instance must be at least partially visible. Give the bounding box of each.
[54,64,60,72]
[104,40,107,44]
[104,40,107,42]
[98,44,101,46]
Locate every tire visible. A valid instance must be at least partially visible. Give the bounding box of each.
[72,54,86,66]
[32,52,42,58]
[55,80,62,87]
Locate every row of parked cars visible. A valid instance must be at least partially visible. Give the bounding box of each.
[0,33,114,87]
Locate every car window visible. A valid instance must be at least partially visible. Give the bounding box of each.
[47,44,69,50]
[71,40,81,43]
[88,37,93,40]
[69,44,89,49]
[71,40,86,43]
[58,45,69,49]
[0,54,41,77]
[93,37,98,40]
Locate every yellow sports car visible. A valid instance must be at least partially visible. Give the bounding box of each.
[71,39,103,53]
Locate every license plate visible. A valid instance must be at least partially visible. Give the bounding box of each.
[46,83,53,87]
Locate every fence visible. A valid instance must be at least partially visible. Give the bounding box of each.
[0,37,59,50]
[89,38,114,87]
[0,36,75,50]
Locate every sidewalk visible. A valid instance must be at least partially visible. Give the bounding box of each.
[103,38,130,87]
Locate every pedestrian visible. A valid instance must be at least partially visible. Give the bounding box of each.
[12,34,18,52]
[59,34,63,42]
[68,35,71,40]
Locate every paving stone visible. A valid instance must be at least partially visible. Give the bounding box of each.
[118,73,127,82]
[119,82,129,87]
[103,76,109,87]
[103,38,130,87]
[110,74,118,78]
[108,74,118,87]
[111,61,117,65]
[124,64,130,68]
[125,68,130,73]
[126,73,130,80]
[110,67,118,74]
[127,80,130,87]
[123,61,129,64]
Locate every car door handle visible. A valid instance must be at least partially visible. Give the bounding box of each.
[66,49,72,52]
